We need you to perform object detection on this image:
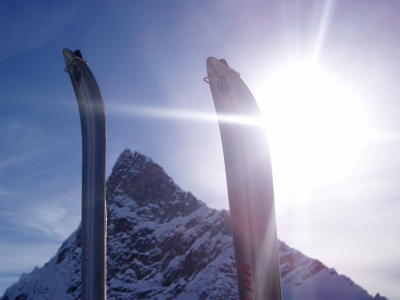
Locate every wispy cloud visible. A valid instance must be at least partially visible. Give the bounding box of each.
[22,200,79,239]
[0,120,45,166]
[0,150,40,171]
[0,181,80,296]
[0,187,80,240]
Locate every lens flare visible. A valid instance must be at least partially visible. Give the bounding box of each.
[256,62,371,195]
[108,104,264,127]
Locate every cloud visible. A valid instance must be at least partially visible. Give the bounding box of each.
[22,200,80,239]
[0,182,80,295]
[0,187,80,240]
[0,120,45,168]
[0,150,40,171]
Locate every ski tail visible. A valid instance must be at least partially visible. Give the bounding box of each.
[63,48,107,300]
[206,57,282,300]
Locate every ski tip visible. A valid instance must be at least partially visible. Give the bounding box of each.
[62,48,83,61]
[63,48,76,68]
[62,48,74,59]
[62,48,86,73]
[206,57,230,76]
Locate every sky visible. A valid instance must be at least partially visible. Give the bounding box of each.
[1,0,400,298]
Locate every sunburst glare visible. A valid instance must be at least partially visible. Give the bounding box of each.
[256,61,371,197]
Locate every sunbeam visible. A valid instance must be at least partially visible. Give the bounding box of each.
[312,0,337,62]
[108,103,264,127]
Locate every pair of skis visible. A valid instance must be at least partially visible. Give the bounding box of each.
[63,50,281,300]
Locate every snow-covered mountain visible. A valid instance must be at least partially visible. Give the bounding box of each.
[2,149,388,300]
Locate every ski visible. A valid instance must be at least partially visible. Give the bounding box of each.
[206,57,282,300]
[63,49,107,300]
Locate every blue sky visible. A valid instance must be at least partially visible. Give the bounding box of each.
[1,0,400,298]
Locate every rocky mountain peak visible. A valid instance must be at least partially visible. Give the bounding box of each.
[1,149,389,300]
[106,149,153,197]
[107,149,203,223]
[115,149,152,172]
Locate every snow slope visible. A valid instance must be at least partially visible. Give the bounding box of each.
[1,149,388,300]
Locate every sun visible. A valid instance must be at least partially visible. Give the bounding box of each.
[255,62,371,194]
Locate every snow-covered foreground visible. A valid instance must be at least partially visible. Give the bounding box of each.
[1,149,388,300]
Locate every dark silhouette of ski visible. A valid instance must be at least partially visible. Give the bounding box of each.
[206,57,282,300]
[63,48,106,300]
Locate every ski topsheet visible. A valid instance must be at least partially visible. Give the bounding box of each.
[63,49,106,300]
[206,58,282,300]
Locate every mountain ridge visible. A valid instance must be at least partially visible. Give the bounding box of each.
[1,149,388,300]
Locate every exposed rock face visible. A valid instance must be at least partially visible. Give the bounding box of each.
[1,149,388,300]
